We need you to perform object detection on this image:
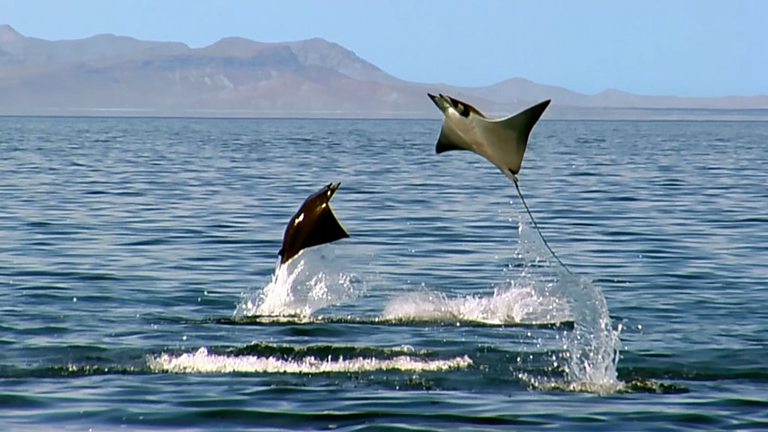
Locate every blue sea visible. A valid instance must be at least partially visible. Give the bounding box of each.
[1,116,766,431]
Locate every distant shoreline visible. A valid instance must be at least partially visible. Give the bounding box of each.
[2,25,766,119]
[2,107,767,122]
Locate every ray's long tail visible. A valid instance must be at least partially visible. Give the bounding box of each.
[512,177,574,275]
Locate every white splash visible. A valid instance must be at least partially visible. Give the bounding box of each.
[514,217,622,393]
[234,248,363,318]
[148,347,473,374]
[382,282,572,325]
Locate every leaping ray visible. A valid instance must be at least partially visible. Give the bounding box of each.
[427,93,573,274]
[278,182,349,265]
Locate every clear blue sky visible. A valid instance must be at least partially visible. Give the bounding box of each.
[2,0,765,97]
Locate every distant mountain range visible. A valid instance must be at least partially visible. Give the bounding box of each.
[1,24,766,119]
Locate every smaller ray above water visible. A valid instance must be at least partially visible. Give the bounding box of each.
[278,182,349,265]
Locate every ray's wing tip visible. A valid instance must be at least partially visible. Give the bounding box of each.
[535,99,552,112]
[521,99,552,121]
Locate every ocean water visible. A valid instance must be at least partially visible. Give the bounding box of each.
[1,116,766,431]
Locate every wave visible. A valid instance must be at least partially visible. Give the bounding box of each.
[12,339,767,396]
[148,347,472,374]
[216,315,574,329]
[524,377,689,394]
[13,345,762,395]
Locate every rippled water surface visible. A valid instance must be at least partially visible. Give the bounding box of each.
[1,117,767,430]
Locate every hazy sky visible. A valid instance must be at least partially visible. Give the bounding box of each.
[2,0,765,97]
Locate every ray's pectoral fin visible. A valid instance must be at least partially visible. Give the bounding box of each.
[435,128,467,154]
[479,99,552,176]
[495,100,551,154]
[433,94,481,155]
[301,208,349,253]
